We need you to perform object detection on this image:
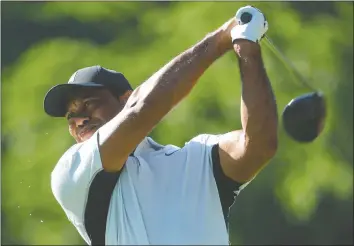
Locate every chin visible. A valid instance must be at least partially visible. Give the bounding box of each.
[78,132,95,143]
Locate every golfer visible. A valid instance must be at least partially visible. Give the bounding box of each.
[45,6,278,245]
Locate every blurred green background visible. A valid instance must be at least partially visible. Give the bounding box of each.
[1,1,353,245]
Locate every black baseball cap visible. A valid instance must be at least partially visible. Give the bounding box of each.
[44,65,132,117]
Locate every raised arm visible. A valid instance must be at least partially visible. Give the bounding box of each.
[99,19,237,172]
[218,7,278,183]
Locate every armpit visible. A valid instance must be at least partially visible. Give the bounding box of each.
[211,143,244,226]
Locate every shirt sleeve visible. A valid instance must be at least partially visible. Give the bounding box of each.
[51,131,103,227]
[187,133,254,185]
[186,134,254,224]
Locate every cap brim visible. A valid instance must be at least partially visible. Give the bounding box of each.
[44,83,104,117]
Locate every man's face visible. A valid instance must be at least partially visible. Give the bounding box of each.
[65,88,129,143]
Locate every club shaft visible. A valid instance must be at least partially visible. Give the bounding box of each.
[262,35,315,91]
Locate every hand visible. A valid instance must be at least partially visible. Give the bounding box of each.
[231,6,268,43]
[231,6,268,57]
[216,17,238,51]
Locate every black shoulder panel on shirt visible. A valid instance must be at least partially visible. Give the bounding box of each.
[211,143,244,226]
[84,170,121,245]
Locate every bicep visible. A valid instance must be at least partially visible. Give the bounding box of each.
[218,130,271,183]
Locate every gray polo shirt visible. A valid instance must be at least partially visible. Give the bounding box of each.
[51,130,251,245]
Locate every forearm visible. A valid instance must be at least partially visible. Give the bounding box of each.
[119,30,232,150]
[236,43,278,152]
[127,31,230,114]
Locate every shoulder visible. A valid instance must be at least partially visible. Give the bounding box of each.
[51,143,84,178]
[52,132,102,178]
[185,133,221,150]
[51,143,84,200]
[175,134,221,169]
[51,133,103,206]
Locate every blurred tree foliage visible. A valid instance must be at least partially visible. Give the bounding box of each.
[1,2,353,245]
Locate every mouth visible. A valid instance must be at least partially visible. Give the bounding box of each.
[78,125,99,139]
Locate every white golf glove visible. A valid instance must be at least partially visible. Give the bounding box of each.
[231,5,268,43]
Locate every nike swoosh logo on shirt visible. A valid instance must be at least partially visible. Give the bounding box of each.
[164,149,180,156]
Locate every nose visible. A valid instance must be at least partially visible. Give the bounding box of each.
[72,116,90,128]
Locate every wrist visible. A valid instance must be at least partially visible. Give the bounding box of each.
[233,40,261,59]
[208,21,237,55]
[216,28,234,53]
[199,29,232,59]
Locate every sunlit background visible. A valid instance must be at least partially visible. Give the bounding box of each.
[1,2,353,245]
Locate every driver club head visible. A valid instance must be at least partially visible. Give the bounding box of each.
[282,92,326,143]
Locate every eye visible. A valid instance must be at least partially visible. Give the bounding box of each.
[84,98,100,109]
[84,101,91,108]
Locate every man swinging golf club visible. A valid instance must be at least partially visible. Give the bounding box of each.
[45,5,278,245]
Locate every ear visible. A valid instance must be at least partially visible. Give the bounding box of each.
[119,90,133,103]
